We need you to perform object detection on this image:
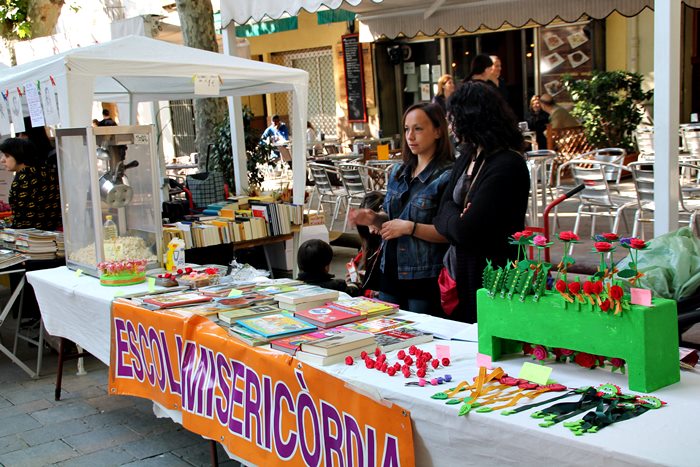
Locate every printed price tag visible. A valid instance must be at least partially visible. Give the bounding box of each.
[194,74,221,96]
[147,277,156,292]
[518,362,553,386]
[476,352,492,369]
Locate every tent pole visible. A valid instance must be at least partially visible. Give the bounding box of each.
[653,0,681,236]
[222,25,248,196]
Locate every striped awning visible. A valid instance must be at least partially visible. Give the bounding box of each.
[221,0,700,41]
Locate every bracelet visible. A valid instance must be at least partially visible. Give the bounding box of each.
[411,221,417,236]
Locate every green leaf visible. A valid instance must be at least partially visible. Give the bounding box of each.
[458,403,473,416]
[617,269,637,278]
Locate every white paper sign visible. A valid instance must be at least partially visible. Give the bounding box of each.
[24,81,45,128]
[431,65,442,81]
[8,89,24,133]
[419,64,430,82]
[0,98,11,137]
[403,62,415,75]
[40,78,60,126]
[193,74,220,96]
[420,83,431,101]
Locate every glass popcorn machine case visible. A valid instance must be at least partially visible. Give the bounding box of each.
[55,125,164,277]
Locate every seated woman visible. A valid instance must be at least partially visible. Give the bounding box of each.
[434,81,530,323]
[0,138,62,230]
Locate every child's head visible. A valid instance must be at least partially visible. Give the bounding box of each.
[297,239,333,274]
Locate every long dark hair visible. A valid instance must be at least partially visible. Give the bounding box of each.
[447,81,524,155]
[399,102,453,178]
[466,54,493,82]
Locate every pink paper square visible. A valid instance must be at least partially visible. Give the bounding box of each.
[630,287,652,306]
[476,353,493,369]
[435,344,451,360]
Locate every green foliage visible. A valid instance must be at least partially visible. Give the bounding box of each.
[210,106,274,191]
[563,71,653,152]
[0,0,31,39]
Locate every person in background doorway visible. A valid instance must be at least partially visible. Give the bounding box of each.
[434,81,530,323]
[488,55,509,101]
[261,114,289,144]
[527,95,550,150]
[465,54,494,84]
[297,239,360,296]
[432,74,456,113]
[97,108,117,126]
[0,137,62,231]
[539,93,579,129]
[350,102,454,315]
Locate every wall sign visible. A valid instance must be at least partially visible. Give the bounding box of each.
[341,34,367,123]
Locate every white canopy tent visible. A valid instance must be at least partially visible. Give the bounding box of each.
[0,35,309,204]
[221,0,698,237]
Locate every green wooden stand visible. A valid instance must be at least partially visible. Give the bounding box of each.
[477,288,680,392]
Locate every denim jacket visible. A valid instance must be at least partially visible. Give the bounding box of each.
[380,159,452,280]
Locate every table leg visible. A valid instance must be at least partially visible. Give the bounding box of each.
[55,337,65,401]
[209,439,219,466]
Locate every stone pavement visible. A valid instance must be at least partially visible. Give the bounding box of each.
[0,321,243,467]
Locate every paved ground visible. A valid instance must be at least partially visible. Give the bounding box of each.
[0,178,698,466]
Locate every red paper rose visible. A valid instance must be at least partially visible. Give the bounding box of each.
[522,229,533,237]
[568,282,581,294]
[533,235,548,247]
[523,343,534,355]
[560,348,574,356]
[583,281,594,294]
[610,285,624,300]
[594,241,613,252]
[555,280,567,293]
[609,357,625,368]
[592,281,604,295]
[532,345,548,361]
[600,298,612,312]
[558,231,580,242]
[630,238,647,249]
[602,233,619,241]
[574,352,597,368]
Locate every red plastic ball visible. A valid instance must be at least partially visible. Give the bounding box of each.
[397,350,406,359]
[374,347,381,357]
[431,359,440,369]
[417,368,427,378]
[441,357,451,366]
[387,367,397,376]
[345,356,354,365]
[360,351,368,359]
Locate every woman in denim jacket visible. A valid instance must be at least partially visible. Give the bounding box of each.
[351,103,453,314]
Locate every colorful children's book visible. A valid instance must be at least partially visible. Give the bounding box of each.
[294,304,363,328]
[294,343,378,366]
[218,305,281,324]
[375,327,433,352]
[215,293,276,309]
[344,317,415,334]
[275,286,339,305]
[277,298,333,313]
[332,297,399,317]
[236,313,316,338]
[142,292,211,308]
[227,324,273,346]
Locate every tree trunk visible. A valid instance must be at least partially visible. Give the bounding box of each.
[174,0,227,168]
[28,0,64,38]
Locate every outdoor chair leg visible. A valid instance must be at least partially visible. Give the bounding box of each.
[632,210,641,238]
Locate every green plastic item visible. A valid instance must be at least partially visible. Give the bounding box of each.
[477,289,680,393]
[617,227,700,301]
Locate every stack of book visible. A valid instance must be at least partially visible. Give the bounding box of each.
[294,303,363,328]
[344,317,433,352]
[54,232,65,258]
[229,312,316,346]
[332,297,399,318]
[271,328,376,366]
[138,291,212,309]
[214,292,276,309]
[274,286,340,312]
[0,248,28,269]
[13,229,59,259]
[217,304,280,324]
[0,228,16,249]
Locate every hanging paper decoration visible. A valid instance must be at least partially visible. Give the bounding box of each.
[40,77,60,126]
[7,88,24,133]
[0,92,11,137]
[24,80,45,128]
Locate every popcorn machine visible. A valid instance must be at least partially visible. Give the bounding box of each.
[55,125,164,277]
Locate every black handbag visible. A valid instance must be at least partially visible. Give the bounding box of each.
[186,145,225,208]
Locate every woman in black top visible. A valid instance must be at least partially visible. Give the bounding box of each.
[0,138,62,230]
[526,95,550,150]
[434,81,530,323]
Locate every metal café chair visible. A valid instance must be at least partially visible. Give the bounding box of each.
[628,161,700,238]
[524,149,558,224]
[557,159,636,243]
[337,163,370,232]
[307,162,348,231]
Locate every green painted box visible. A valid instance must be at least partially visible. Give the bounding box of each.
[477,288,680,392]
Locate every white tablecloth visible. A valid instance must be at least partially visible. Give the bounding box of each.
[28,266,699,466]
